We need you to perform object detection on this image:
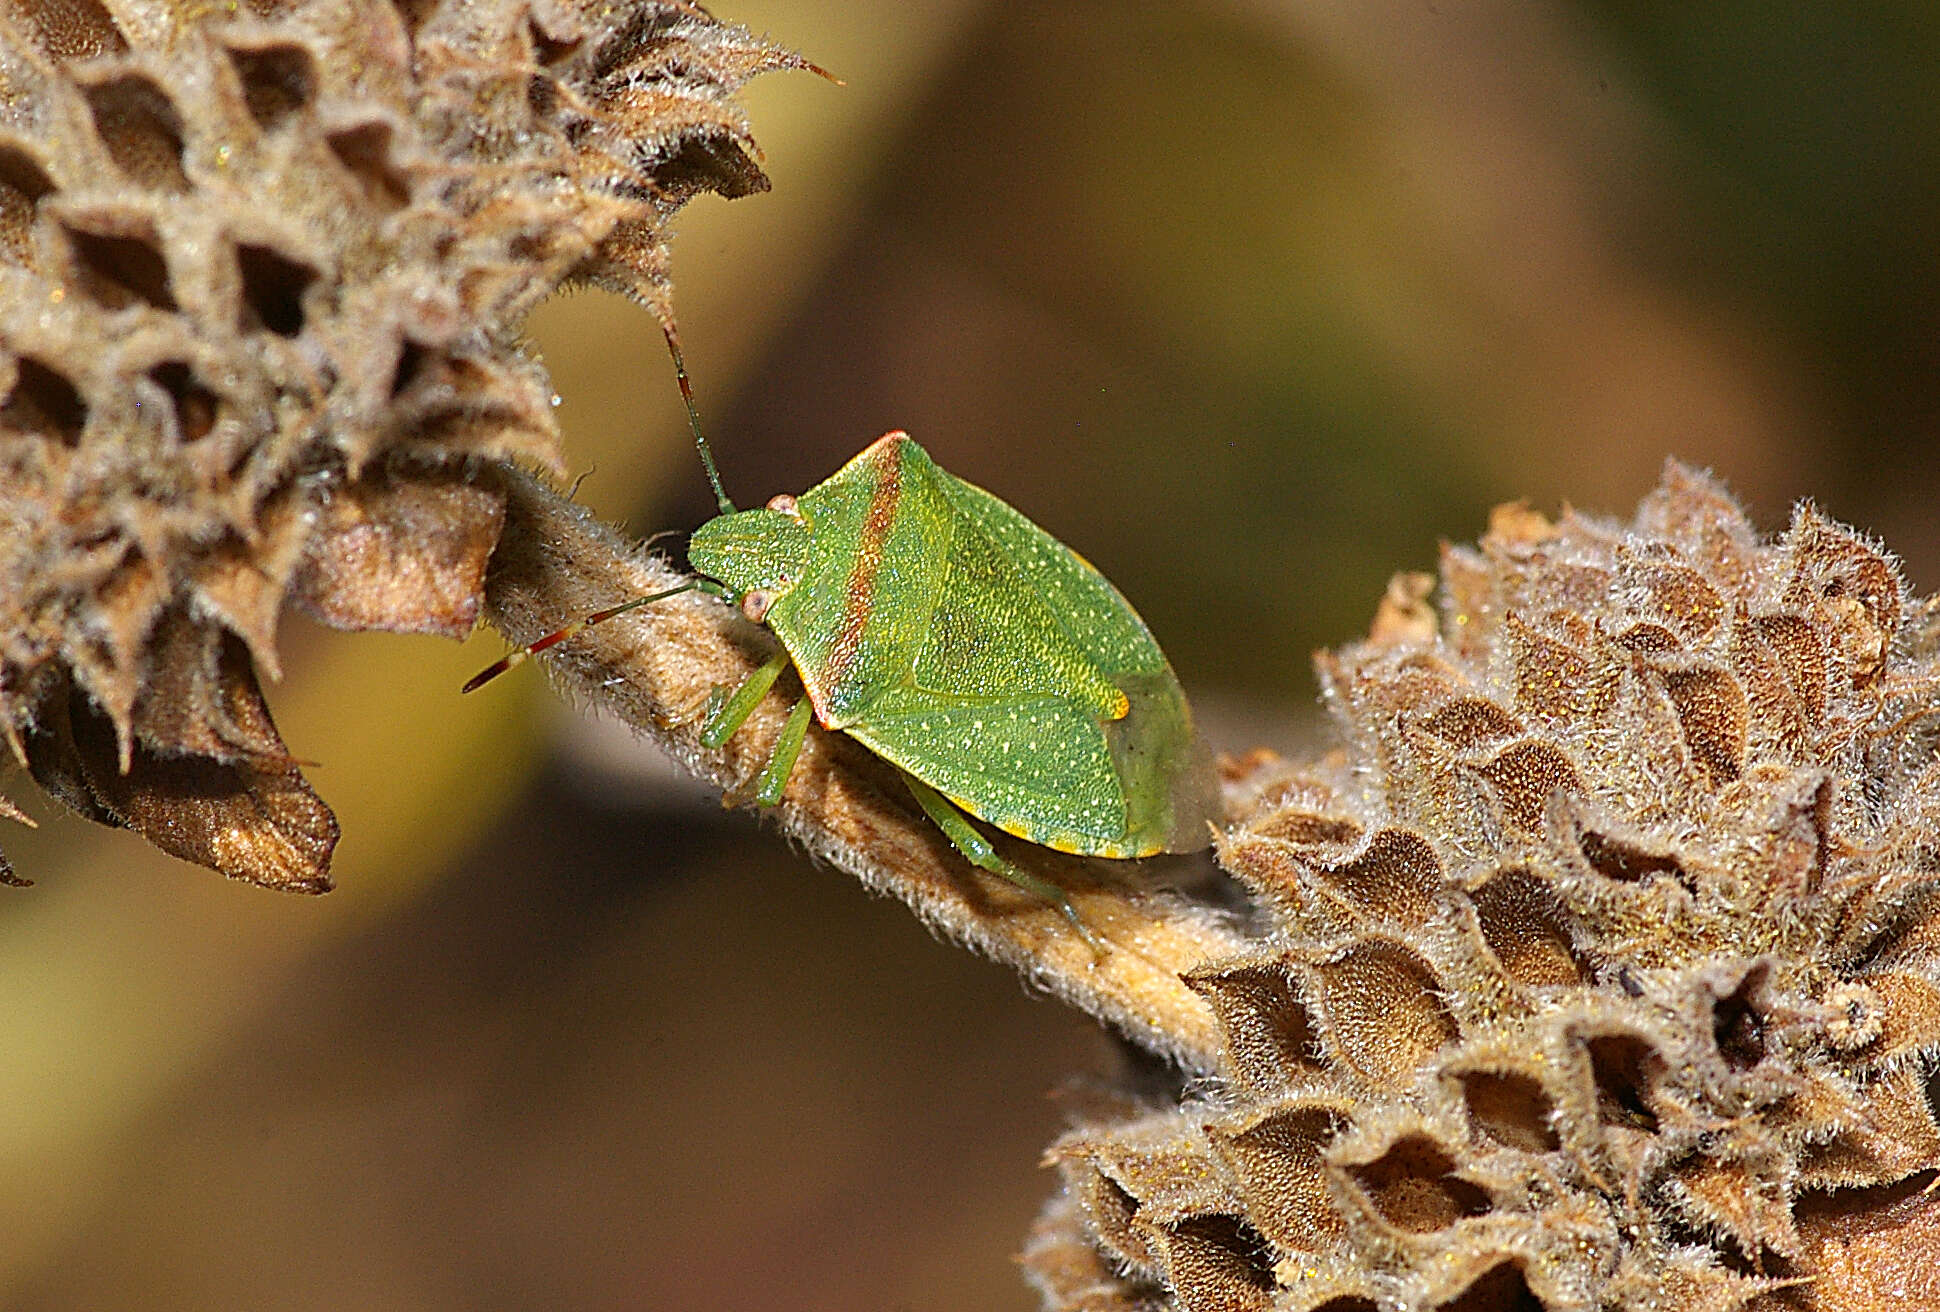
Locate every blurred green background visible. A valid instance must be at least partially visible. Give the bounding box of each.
[6,2,1940,1307]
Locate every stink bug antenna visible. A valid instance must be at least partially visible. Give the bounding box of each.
[461,579,726,694]
[465,323,740,697]
[661,321,735,515]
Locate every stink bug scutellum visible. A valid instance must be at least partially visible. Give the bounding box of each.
[465,347,1216,937]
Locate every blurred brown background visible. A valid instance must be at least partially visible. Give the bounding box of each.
[6,2,1940,1307]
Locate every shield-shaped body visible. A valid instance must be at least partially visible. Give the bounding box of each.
[688,432,1214,858]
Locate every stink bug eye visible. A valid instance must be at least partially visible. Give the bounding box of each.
[465,325,1216,946]
[739,588,776,623]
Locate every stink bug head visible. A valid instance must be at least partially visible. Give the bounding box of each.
[688,506,810,603]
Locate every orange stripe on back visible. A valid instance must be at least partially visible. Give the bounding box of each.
[821,438,903,696]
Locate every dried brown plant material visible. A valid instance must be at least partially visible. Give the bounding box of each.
[0,0,808,886]
[8,9,1934,1306]
[996,464,1940,1312]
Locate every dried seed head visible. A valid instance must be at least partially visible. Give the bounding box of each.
[1025,463,1940,1311]
[0,0,807,886]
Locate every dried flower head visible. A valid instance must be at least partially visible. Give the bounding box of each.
[0,0,807,887]
[1022,464,1940,1311]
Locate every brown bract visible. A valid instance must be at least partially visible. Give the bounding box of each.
[0,0,808,887]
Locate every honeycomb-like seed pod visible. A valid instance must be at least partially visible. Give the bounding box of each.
[1025,463,1940,1312]
[0,0,808,887]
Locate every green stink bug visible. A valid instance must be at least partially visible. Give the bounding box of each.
[467,414,1216,935]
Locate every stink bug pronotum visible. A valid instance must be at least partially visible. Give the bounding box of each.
[466,352,1216,939]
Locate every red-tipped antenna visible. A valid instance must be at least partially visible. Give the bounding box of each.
[462,582,712,693]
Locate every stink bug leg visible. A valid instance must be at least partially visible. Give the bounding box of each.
[753,697,814,807]
[902,775,1107,955]
[700,650,788,749]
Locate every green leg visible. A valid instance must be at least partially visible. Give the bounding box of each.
[753,696,814,807]
[701,650,789,749]
[901,773,1105,954]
